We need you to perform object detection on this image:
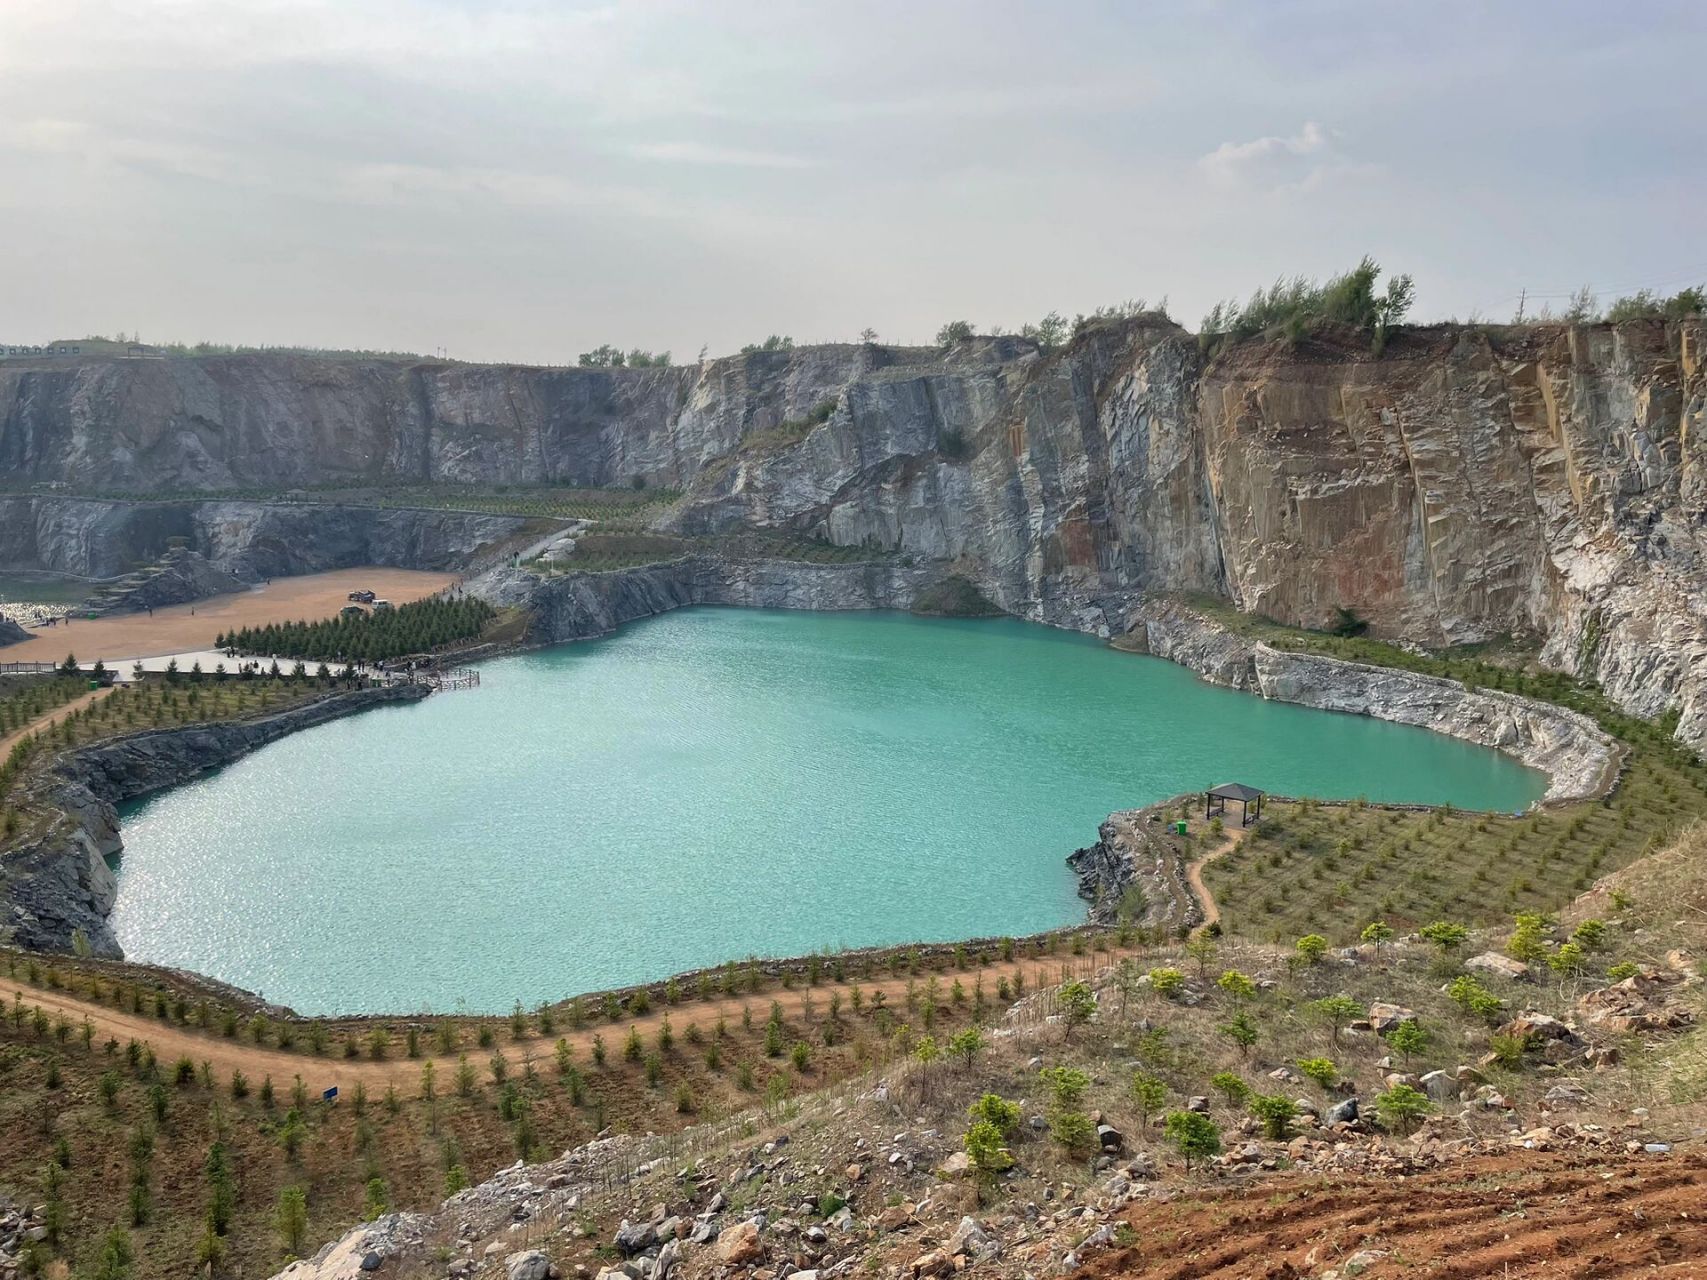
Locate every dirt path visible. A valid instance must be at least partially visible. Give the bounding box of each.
[1080,1147,1707,1278]
[3,567,458,666]
[0,685,114,760]
[1185,827,1247,935]
[11,948,1139,1096]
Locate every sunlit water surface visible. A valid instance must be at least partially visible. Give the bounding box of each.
[110,609,1544,1013]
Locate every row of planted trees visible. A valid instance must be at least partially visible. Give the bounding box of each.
[218,596,495,663]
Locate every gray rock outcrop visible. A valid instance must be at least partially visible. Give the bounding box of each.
[3,318,1704,749]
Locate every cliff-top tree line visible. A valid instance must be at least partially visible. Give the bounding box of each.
[1199,257,1415,355]
[217,596,495,663]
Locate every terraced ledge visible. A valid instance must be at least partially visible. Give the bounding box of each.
[1126,598,1620,805]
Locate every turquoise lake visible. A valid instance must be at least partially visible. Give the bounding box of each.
[109,609,1545,1014]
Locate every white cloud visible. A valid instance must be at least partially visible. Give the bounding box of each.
[625,141,815,170]
[1197,121,1355,191]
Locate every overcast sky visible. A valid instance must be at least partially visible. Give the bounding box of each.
[2,1,1702,364]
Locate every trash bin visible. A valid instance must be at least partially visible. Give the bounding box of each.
[1174,820,1188,835]
[88,679,100,690]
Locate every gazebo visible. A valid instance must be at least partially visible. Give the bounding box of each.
[1206,781,1265,827]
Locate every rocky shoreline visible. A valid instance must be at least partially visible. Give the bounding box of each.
[481,558,1619,805]
[1125,598,1620,805]
[1,683,430,958]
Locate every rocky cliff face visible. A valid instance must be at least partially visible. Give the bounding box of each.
[0,496,535,580]
[4,319,1703,745]
[479,555,942,646]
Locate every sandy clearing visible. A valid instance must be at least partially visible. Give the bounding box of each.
[2,568,459,666]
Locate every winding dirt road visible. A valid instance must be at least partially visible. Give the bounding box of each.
[9,947,1139,1096]
[0,685,114,761]
[1185,826,1247,935]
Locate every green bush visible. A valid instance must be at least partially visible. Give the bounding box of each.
[1249,1094,1297,1140]
[968,1093,1022,1136]
[1163,1111,1222,1169]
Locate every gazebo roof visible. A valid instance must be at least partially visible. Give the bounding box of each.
[1208,781,1265,802]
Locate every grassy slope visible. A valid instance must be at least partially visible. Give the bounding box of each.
[1170,597,1707,942]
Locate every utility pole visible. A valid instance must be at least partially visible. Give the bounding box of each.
[1515,288,1526,324]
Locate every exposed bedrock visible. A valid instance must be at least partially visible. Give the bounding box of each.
[478,555,944,645]
[0,684,430,956]
[2,318,1703,744]
[1067,805,1201,933]
[1130,598,1618,805]
[0,496,534,580]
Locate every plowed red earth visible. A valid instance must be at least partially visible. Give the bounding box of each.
[1081,1149,1706,1278]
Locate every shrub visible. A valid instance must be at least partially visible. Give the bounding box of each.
[1420,920,1468,952]
[1163,1111,1223,1169]
[1130,1071,1167,1127]
[1057,980,1097,1036]
[1148,967,1186,999]
[1219,1010,1259,1057]
[1445,975,1504,1022]
[1374,1083,1432,1133]
[1296,1057,1337,1090]
[948,1027,986,1069]
[1507,912,1550,964]
[1387,1019,1428,1065]
[1216,969,1257,1001]
[1048,1109,1097,1154]
[1249,1094,1298,1140]
[1198,258,1414,355]
[1309,995,1361,1045]
[964,1119,1014,1180]
[1295,935,1329,965]
[968,1093,1022,1137]
[1210,1071,1250,1107]
[1041,1066,1090,1110]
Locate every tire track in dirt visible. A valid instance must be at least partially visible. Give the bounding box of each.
[1079,1150,1707,1279]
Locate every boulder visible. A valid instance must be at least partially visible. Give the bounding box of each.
[1498,1012,1581,1047]
[615,1221,656,1257]
[717,1222,764,1265]
[1465,952,1530,981]
[911,1250,954,1277]
[1367,1002,1416,1033]
[935,1151,972,1178]
[1578,976,1695,1034]
[947,1216,994,1257]
[1419,1071,1458,1103]
[507,1253,553,1280]
[1096,1124,1124,1152]
[1325,1097,1359,1126]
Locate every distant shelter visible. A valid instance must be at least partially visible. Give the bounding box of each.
[1206,781,1265,827]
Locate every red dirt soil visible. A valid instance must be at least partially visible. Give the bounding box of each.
[1080,1149,1707,1278]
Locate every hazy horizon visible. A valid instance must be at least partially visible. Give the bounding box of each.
[2,1,1702,365]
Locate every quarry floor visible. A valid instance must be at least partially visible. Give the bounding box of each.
[1,566,459,666]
